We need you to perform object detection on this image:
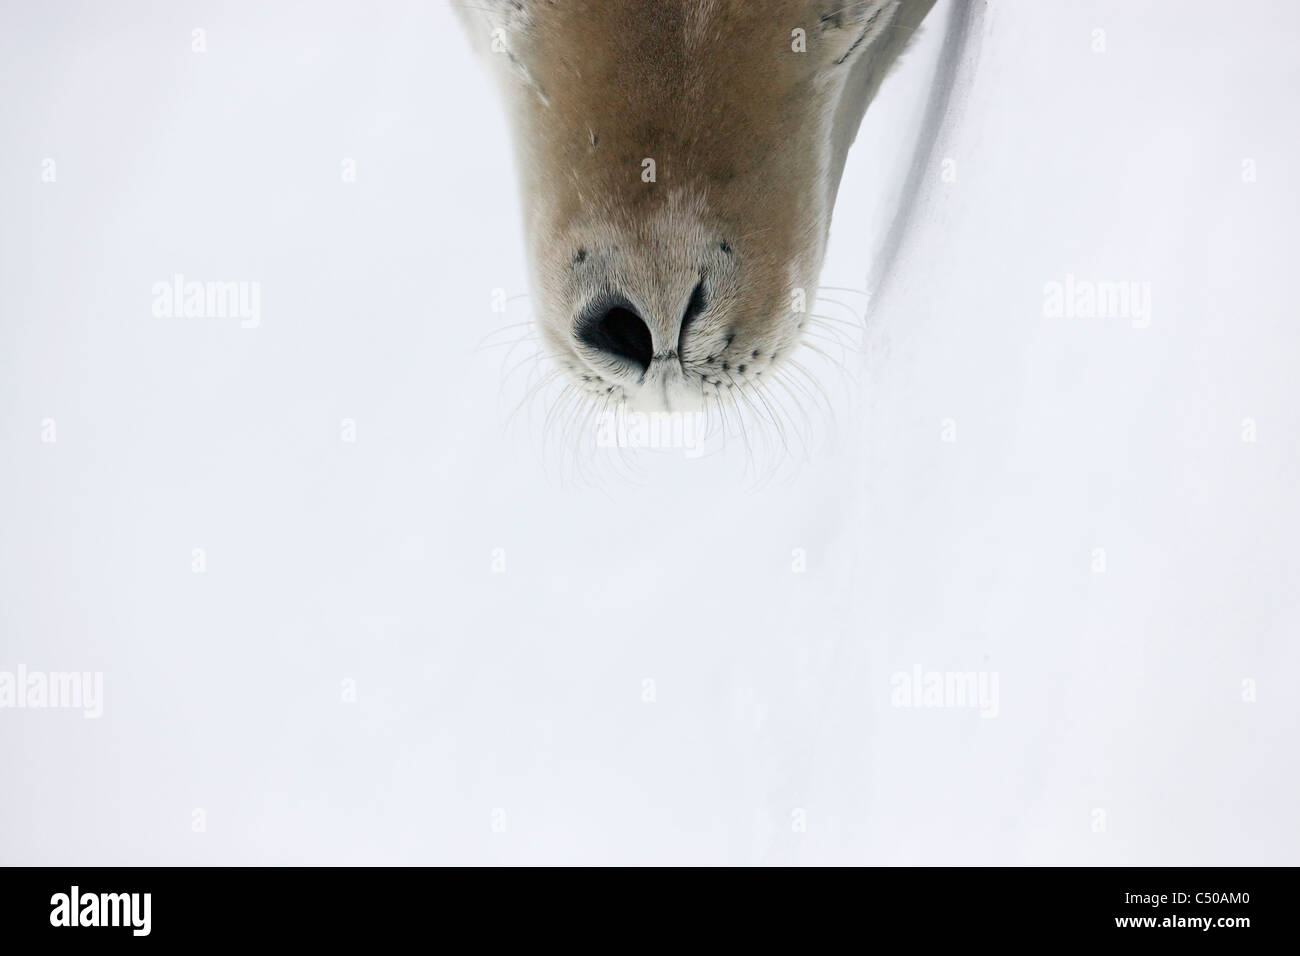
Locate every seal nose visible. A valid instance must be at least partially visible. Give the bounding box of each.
[577,281,709,370]
[577,302,654,371]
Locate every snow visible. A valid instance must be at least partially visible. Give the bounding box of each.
[0,0,1296,864]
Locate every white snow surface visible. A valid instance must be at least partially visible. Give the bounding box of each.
[1,0,1297,864]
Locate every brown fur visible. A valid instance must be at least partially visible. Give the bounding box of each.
[460,0,935,411]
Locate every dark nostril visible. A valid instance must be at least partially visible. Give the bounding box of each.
[678,280,707,354]
[579,303,653,371]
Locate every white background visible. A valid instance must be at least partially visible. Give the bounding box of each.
[1,0,1296,864]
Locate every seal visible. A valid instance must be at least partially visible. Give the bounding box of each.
[459,0,936,412]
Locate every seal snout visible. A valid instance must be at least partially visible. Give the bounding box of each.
[573,276,708,376]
